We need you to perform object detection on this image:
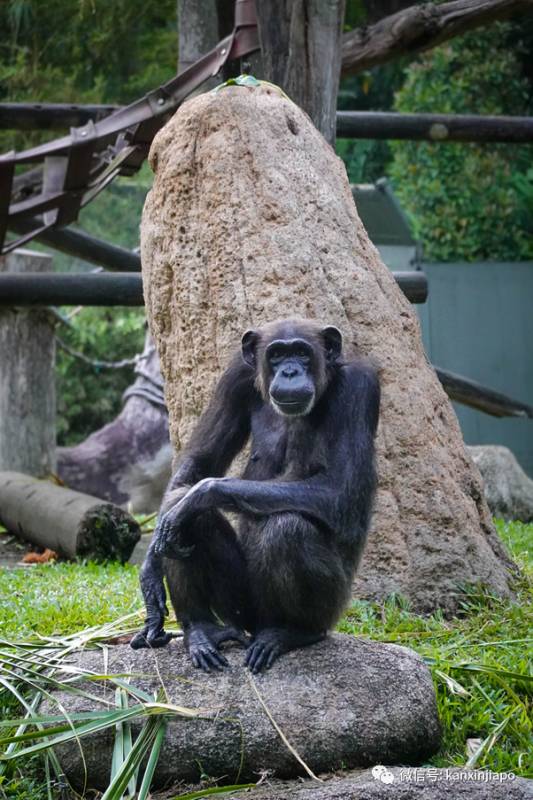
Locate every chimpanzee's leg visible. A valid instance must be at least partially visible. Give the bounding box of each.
[165,509,253,671]
[244,512,348,673]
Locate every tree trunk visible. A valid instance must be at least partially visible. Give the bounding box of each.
[256,0,345,144]
[0,249,56,477]
[178,0,218,89]
[0,472,140,561]
[57,335,169,510]
[140,85,515,612]
[341,0,532,76]
[55,0,227,511]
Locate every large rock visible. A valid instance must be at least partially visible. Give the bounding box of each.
[51,635,440,791]
[57,334,169,509]
[217,768,532,799]
[140,84,515,612]
[468,445,533,523]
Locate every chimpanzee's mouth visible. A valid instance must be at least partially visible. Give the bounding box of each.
[270,395,315,416]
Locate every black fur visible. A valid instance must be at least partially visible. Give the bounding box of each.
[131,319,380,672]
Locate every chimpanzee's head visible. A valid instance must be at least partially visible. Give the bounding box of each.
[241,319,342,417]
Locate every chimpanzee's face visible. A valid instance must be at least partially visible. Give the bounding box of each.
[241,320,343,419]
[265,337,316,416]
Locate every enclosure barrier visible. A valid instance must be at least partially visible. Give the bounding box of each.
[0,271,428,306]
[3,105,533,143]
[336,112,533,143]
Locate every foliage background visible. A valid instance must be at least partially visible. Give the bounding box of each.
[388,24,533,262]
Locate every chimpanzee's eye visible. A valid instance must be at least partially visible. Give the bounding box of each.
[269,348,283,362]
[296,348,310,361]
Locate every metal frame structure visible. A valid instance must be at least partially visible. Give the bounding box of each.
[0,0,259,256]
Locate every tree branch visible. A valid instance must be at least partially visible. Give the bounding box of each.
[341,0,533,76]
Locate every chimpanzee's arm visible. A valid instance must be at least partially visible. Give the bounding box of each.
[131,356,254,650]
[167,356,255,490]
[155,365,380,559]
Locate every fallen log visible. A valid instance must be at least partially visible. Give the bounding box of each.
[0,472,140,562]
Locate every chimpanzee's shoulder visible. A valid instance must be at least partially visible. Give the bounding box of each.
[336,361,380,432]
[339,359,380,392]
[213,351,257,405]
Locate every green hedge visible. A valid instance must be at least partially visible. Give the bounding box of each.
[389,25,533,262]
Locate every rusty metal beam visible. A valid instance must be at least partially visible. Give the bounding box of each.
[0,103,120,130]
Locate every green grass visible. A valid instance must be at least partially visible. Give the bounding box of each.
[339,519,533,778]
[0,560,141,640]
[0,520,531,799]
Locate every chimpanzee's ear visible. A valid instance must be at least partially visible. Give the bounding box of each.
[241,329,259,367]
[322,326,342,362]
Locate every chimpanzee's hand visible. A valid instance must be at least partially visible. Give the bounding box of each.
[153,478,219,559]
[130,548,175,650]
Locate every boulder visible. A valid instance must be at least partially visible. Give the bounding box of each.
[50,634,440,790]
[217,768,532,799]
[468,445,533,523]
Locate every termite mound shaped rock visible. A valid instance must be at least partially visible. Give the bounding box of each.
[140,83,515,612]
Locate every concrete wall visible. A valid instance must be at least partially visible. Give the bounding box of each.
[417,262,533,476]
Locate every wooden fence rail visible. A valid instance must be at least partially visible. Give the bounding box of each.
[2,104,532,143]
[0,270,428,306]
[336,112,533,143]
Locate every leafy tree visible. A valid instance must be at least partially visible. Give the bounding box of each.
[389,24,533,262]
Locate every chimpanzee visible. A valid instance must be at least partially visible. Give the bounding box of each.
[131,319,380,673]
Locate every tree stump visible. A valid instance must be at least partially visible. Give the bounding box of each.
[140,84,515,612]
[0,248,56,477]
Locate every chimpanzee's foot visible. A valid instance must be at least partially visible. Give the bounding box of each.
[245,628,326,674]
[185,621,249,672]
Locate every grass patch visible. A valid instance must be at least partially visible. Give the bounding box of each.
[339,519,532,778]
[0,561,141,641]
[0,520,531,798]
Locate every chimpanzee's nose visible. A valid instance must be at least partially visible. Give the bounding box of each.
[281,364,299,379]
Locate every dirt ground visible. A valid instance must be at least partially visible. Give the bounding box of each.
[0,531,32,568]
[0,529,151,569]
